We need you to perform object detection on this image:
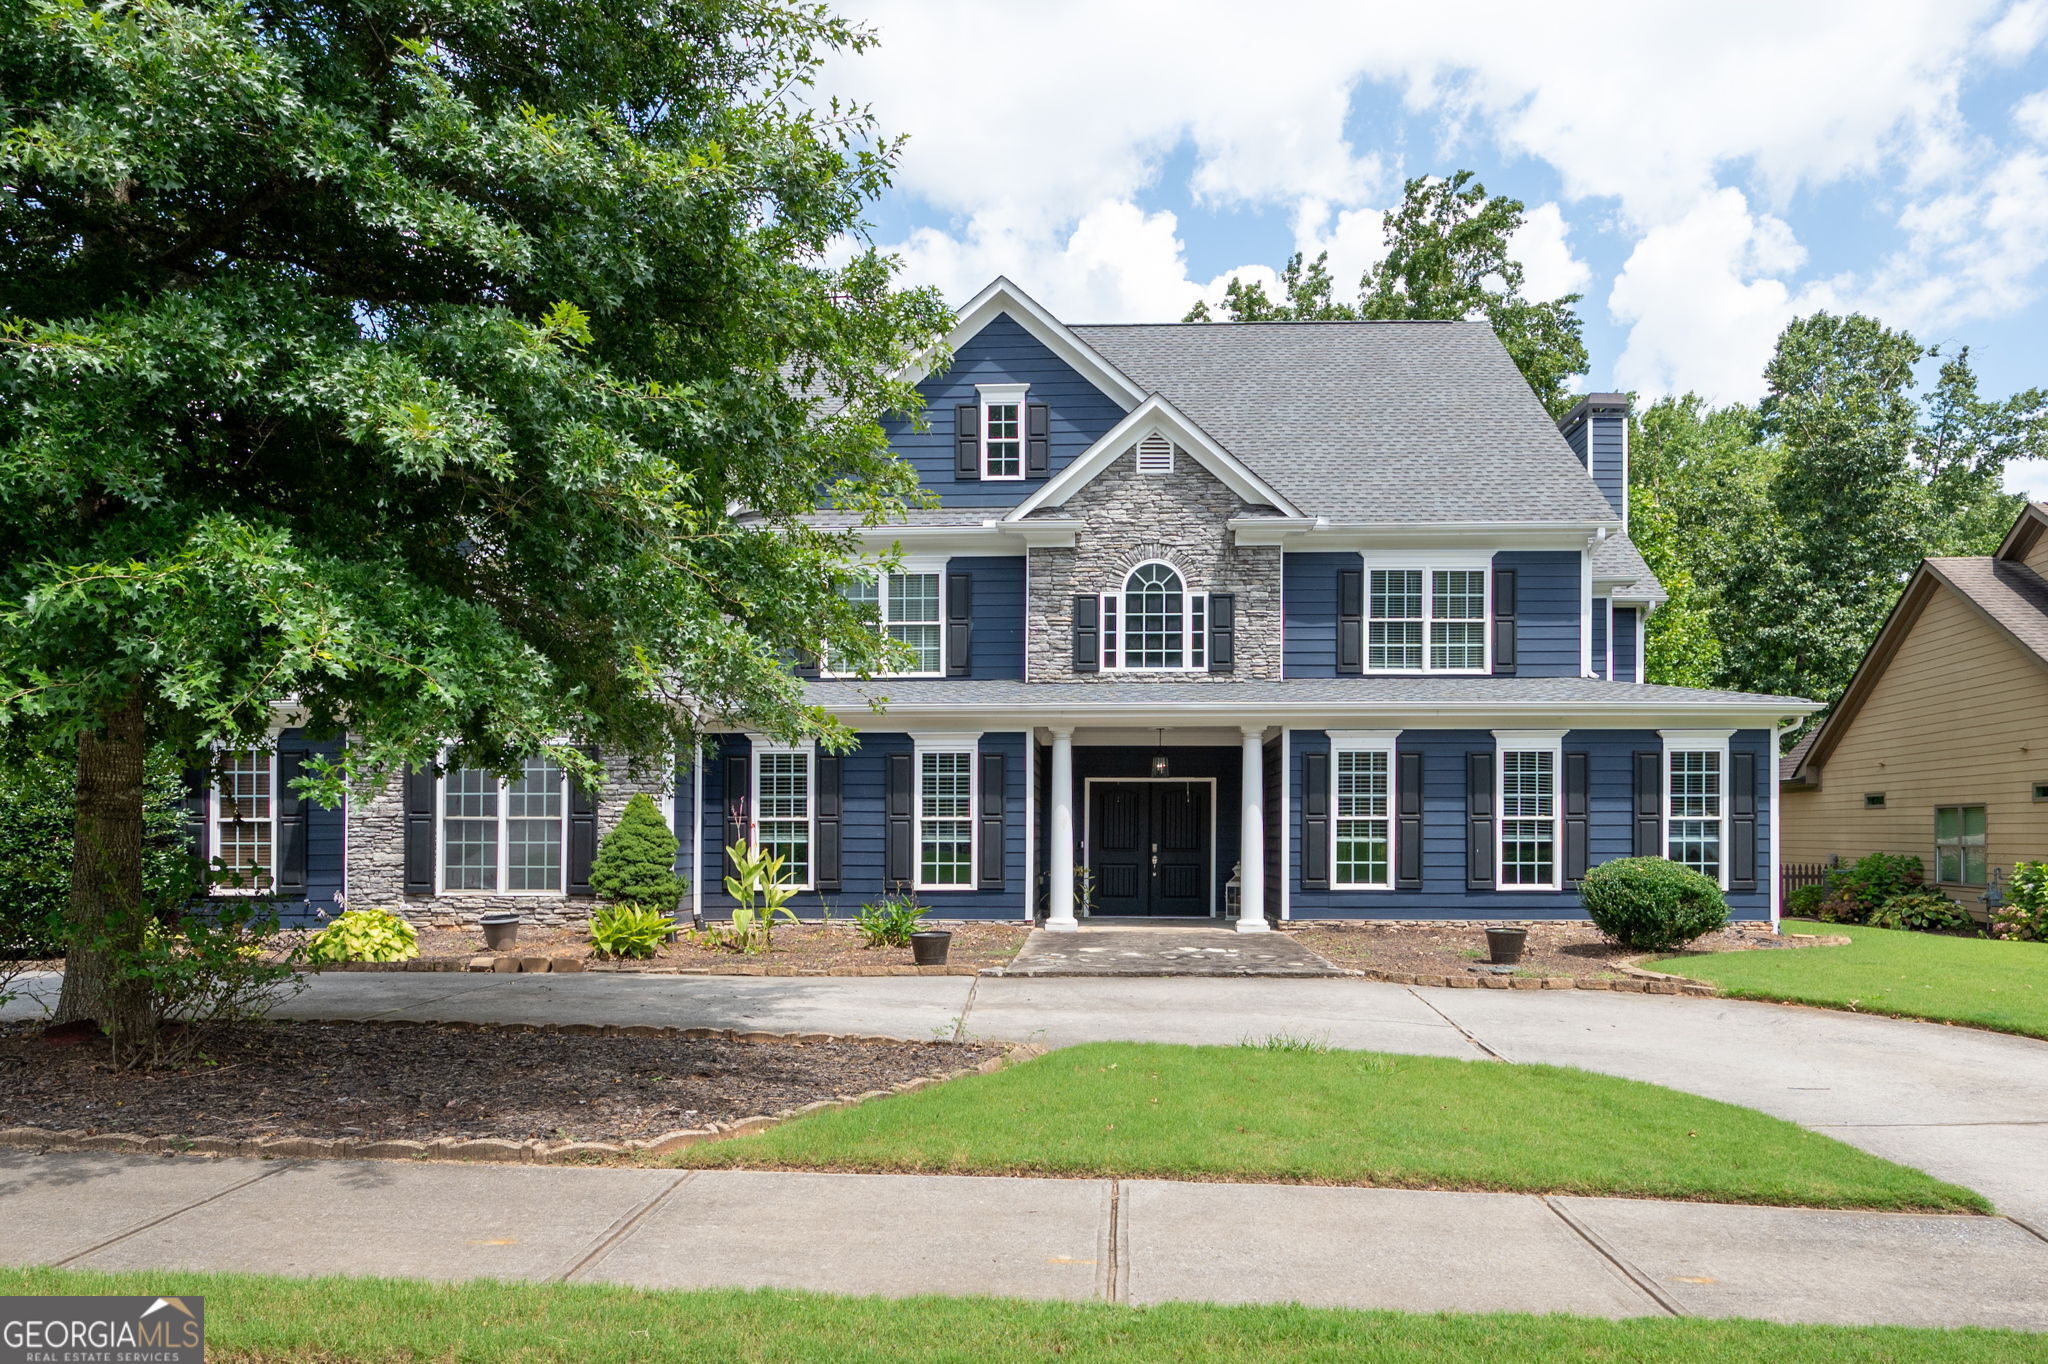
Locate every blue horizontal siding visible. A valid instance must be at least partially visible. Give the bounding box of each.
[1591,601,1609,680]
[953,555,1025,680]
[1282,551,1355,678]
[1290,727,1772,920]
[1494,550,1581,677]
[882,314,1127,508]
[1590,411,1627,517]
[1613,607,1639,682]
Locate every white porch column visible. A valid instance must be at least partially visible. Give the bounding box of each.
[1045,727,1079,931]
[1238,725,1270,933]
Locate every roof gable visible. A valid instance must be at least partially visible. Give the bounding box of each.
[914,278,1144,411]
[1001,394,1305,521]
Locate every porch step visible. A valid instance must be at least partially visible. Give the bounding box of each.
[991,927,1349,978]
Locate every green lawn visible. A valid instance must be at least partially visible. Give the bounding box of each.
[5,1267,2040,1363]
[1653,921,2048,1040]
[674,1041,1985,1212]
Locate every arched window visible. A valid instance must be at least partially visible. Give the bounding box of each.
[1104,562,1207,670]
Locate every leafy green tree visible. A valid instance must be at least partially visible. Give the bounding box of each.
[590,792,686,912]
[0,0,949,1045]
[1185,172,1589,415]
[1626,488,1722,689]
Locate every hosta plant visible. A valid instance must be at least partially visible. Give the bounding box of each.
[588,904,673,960]
[306,908,418,964]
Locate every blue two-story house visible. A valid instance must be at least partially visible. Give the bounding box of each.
[205,279,1818,932]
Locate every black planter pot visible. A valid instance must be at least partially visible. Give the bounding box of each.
[1485,925,1528,966]
[909,929,952,966]
[479,912,520,951]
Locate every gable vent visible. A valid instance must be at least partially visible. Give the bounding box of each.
[1136,434,1174,474]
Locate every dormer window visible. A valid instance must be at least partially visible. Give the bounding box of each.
[977,383,1028,481]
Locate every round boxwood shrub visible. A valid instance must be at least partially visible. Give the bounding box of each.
[1578,856,1729,952]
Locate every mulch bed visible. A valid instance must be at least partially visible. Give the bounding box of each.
[373,920,1029,974]
[0,1020,997,1145]
[1285,920,1799,982]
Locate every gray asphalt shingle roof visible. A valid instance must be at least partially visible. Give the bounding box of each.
[1069,321,1619,525]
[1926,556,2048,663]
[804,676,1815,711]
[1592,533,1666,603]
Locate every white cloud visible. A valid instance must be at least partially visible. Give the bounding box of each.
[885,202,1203,323]
[1507,203,1592,302]
[2015,88,2048,142]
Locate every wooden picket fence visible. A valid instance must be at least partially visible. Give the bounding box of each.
[1779,861,1833,905]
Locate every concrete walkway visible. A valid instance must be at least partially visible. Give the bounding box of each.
[6,1149,2046,1329]
[996,924,1348,976]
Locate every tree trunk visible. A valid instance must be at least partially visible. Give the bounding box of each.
[53,684,153,1042]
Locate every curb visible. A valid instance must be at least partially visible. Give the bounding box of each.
[303,958,989,977]
[0,1025,1040,1167]
[1344,965,1718,995]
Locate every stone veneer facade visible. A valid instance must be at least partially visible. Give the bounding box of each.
[1026,442,1282,682]
[346,753,673,927]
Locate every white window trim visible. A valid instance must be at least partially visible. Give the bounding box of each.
[1364,559,1492,675]
[825,558,949,679]
[209,747,279,895]
[977,382,1029,482]
[1102,559,1208,673]
[913,733,980,892]
[749,738,817,892]
[436,754,571,897]
[1494,730,1565,892]
[1660,729,1733,892]
[1329,730,1400,891]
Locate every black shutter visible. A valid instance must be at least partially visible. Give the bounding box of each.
[792,648,819,679]
[1208,592,1235,672]
[885,752,914,887]
[1072,594,1100,673]
[815,754,843,892]
[276,742,309,895]
[567,747,598,896]
[954,404,979,480]
[723,751,750,884]
[184,762,210,893]
[1337,568,1364,674]
[1563,750,1590,881]
[979,752,1006,889]
[1730,750,1758,891]
[1026,403,1051,478]
[1301,749,1329,891]
[946,571,973,677]
[1396,750,1423,890]
[1493,568,1518,675]
[402,763,436,895]
[1466,751,1495,889]
[1633,750,1663,857]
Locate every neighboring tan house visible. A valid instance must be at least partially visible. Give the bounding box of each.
[1781,501,2048,910]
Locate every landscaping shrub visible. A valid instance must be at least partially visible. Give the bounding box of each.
[306,907,419,963]
[1578,856,1729,951]
[589,793,686,912]
[1786,882,1829,920]
[855,894,927,948]
[1992,860,2048,942]
[1817,852,1925,924]
[1865,892,1975,934]
[589,904,673,959]
[115,903,304,1067]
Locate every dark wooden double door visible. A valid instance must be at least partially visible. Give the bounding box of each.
[1088,781,1212,917]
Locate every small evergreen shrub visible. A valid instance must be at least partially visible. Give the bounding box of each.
[590,793,686,911]
[1578,856,1729,951]
[1866,891,1975,934]
[306,907,418,963]
[589,903,673,959]
[855,894,927,948]
[1992,861,2048,942]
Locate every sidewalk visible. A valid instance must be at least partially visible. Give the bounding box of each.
[6,1149,2045,1330]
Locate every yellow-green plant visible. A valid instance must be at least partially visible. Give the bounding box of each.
[588,904,672,959]
[306,908,418,964]
[709,840,800,954]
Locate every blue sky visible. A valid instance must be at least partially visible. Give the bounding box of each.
[825,0,2048,491]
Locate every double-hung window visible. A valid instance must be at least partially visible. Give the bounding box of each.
[978,383,1028,480]
[1367,566,1489,672]
[1666,750,1725,884]
[1935,806,1987,886]
[1102,562,1207,671]
[843,569,944,676]
[753,746,814,889]
[1331,741,1394,889]
[917,744,976,888]
[1496,734,1561,889]
[211,750,276,892]
[442,755,566,893]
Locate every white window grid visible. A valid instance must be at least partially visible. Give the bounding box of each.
[838,569,945,677]
[211,749,277,894]
[916,746,977,889]
[1102,561,1208,672]
[440,755,567,895]
[752,747,814,890]
[1666,750,1724,885]
[1498,748,1557,890]
[983,401,1022,479]
[1332,747,1393,890]
[1367,566,1490,673]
